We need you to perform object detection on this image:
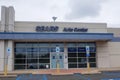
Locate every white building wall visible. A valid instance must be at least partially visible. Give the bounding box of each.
[64,44,68,69]
[0,6,15,71]
[7,40,14,71]
[1,40,14,71]
[0,40,5,71]
[8,6,15,32]
[0,6,15,32]
[0,6,6,32]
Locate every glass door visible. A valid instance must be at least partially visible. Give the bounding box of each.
[50,53,64,69]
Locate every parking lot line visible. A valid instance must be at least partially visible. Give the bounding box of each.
[74,73,91,80]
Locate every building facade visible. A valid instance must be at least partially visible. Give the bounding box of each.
[0,6,120,71]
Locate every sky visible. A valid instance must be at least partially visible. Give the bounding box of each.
[0,0,120,27]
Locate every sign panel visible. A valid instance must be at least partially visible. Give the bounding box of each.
[36,26,88,32]
[7,48,11,56]
[56,47,60,52]
[86,46,90,57]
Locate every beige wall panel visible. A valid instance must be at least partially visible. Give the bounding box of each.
[107,42,120,67]
[14,22,107,33]
[97,57,110,68]
[97,54,109,57]
[108,28,120,37]
[108,28,120,34]
[97,41,120,68]
[15,22,107,28]
[107,42,120,46]
[109,55,120,67]
[97,41,110,68]
[97,42,108,56]
[107,42,120,54]
[108,52,120,55]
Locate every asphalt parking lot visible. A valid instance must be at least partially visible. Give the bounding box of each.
[1,71,120,80]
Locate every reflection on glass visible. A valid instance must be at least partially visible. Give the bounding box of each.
[52,56,55,59]
[15,52,26,58]
[39,64,50,69]
[89,58,96,62]
[38,53,49,58]
[78,53,86,57]
[51,47,64,52]
[14,42,96,69]
[27,64,38,69]
[78,47,86,52]
[78,58,86,63]
[39,43,50,47]
[50,43,64,47]
[16,43,26,47]
[68,64,77,68]
[15,59,26,64]
[86,43,95,47]
[39,48,49,52]
[27,52,38,58]
[59,56,62,59]
[78,63,87,68]
[68,47,77,52]
[15,48,26,53]
[68,58,77,62]
[27,48,38,52]
[68,53,77,57]
[78,43,86,47]
[15,65,26,69]
[90,47,96,52]
[39,59,50,63]
[27,59,38,63]
[90,63,96,67]
[67,43,76,47]
[67,42,96,68]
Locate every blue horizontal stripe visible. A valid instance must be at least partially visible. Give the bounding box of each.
[111,37,120,42]
[0,32,113,40]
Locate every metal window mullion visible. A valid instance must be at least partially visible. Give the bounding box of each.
[26,42,27,70]
[49,42,50,69]
[76,42,78,68]
[38,42,39,69]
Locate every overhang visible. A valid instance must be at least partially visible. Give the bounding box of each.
[0,32,113,41]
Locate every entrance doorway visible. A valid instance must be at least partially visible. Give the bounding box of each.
[50,53,64,69]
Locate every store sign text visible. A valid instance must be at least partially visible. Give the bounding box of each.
[63,28,88,32]
[36,26,88,32]
[36,26,59,32]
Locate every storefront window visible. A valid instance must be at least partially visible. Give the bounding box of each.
[14,42,96,69]
[14,42,64,70]
[14,42,51,70]
[68,42,96,68]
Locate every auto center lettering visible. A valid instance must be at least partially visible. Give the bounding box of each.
[63,28,88,32]
[36,26,88,32]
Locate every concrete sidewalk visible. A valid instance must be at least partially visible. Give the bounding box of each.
[0,68,100,77]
